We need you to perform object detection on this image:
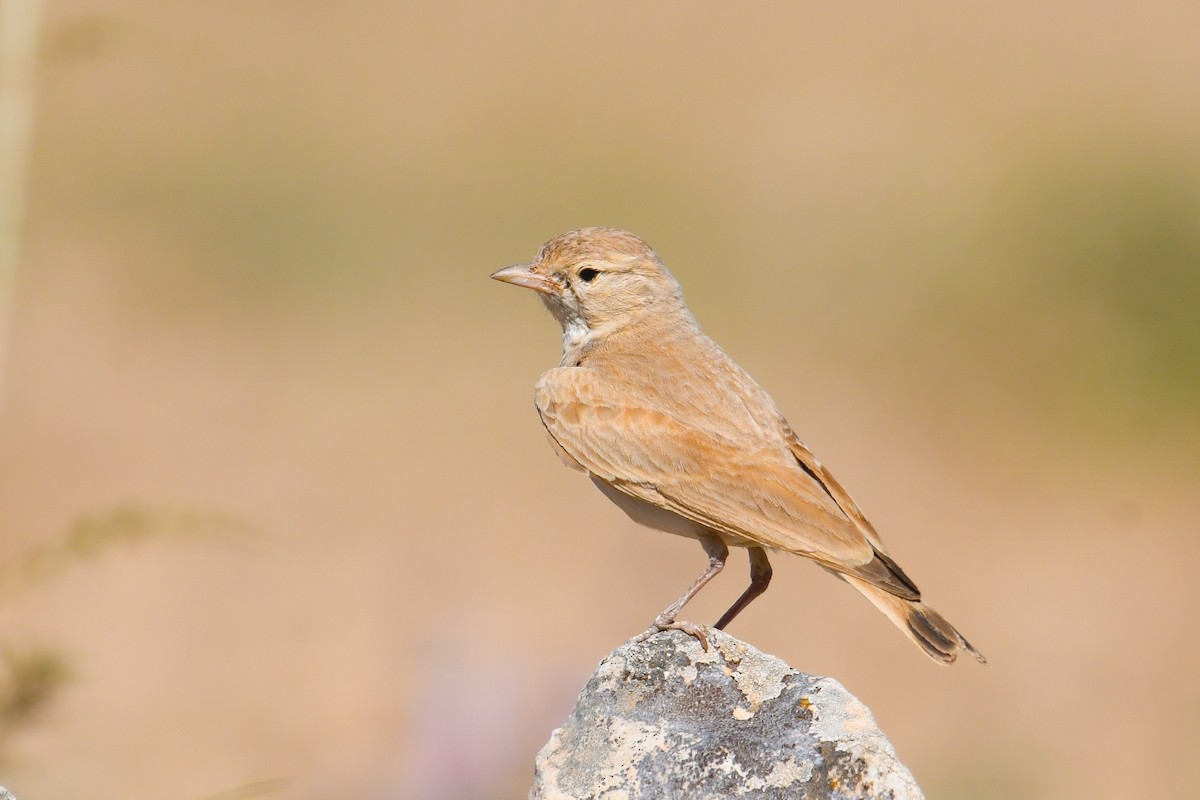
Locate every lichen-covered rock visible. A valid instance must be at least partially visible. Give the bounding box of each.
[531,629,923,800]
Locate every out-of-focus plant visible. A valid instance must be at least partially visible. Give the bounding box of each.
[0,504,260,760]
[0,0,42,407]
[194,778,290,800]
[0,504,260,604]
[904,143,1200,443]
[1007,153,1200,419]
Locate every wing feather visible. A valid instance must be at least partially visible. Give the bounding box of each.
[535,368,874,568]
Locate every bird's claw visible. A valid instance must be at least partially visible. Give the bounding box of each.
[632,617,710,651]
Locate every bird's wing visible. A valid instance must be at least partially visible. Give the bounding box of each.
[534,368,914,591]
[783,430,884,550]
[783,431,921,597]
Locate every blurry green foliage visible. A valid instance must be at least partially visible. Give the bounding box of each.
[892,145,1200,441]
[1013,155,1200,409]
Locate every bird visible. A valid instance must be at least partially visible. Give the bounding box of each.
[491,227,985,664]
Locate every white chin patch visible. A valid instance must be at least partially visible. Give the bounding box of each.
[562,317,590,348]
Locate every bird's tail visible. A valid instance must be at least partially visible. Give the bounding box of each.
[841,574,986,665]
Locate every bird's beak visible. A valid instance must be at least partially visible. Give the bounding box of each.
[490,263,559,296]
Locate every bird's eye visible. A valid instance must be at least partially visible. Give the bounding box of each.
[578,268,600,283]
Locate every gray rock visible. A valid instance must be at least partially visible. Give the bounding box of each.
[531,630,923,800]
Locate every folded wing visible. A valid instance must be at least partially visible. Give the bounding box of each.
[535,367,920,600]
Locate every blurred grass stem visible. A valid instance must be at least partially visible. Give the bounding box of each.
[0,0,42,410]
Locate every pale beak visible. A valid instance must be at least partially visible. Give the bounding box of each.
[490,263,560,296]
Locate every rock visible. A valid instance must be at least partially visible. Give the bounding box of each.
[531,629,923,800]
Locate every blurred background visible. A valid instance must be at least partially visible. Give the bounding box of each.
[1,1,1198,798]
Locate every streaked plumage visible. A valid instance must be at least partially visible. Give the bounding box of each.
[492,227,984,664]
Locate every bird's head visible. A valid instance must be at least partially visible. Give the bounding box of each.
[491,227,688,345]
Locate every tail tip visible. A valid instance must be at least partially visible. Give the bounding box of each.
[908,606,987,666]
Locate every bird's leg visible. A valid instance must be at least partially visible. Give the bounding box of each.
[714,546,773,630]
[633,534,728,651]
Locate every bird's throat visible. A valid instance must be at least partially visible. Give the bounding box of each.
[560,317,592,365]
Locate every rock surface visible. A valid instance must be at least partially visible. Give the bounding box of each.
[531,630,923,800]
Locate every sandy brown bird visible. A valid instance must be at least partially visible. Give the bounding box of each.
[491,227,984,664]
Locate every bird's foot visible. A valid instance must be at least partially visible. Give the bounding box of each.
[632,616,710,651]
